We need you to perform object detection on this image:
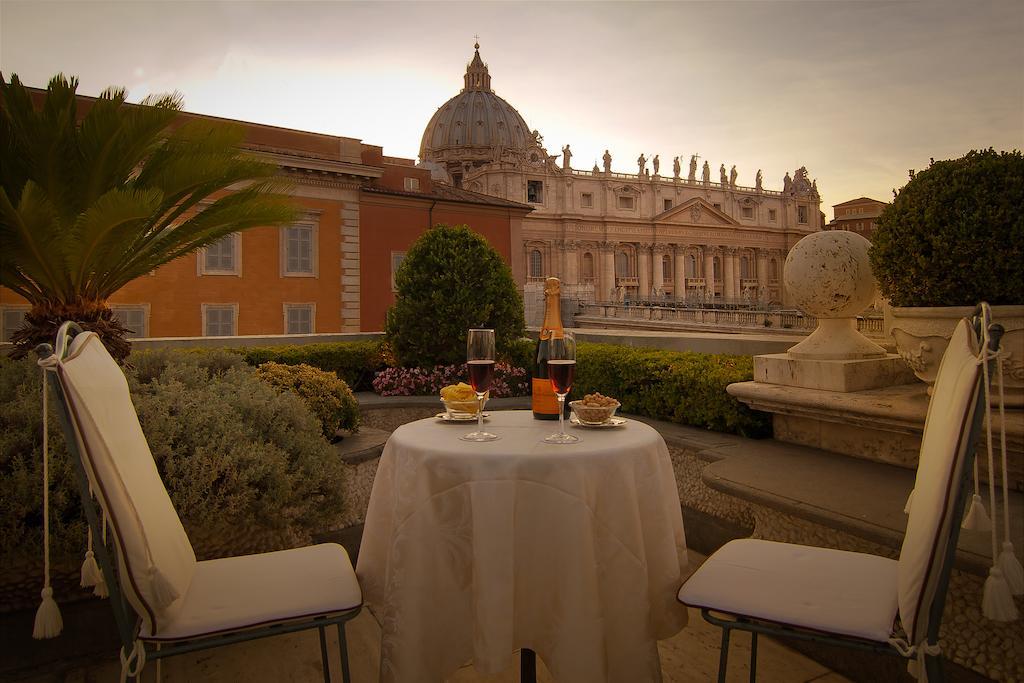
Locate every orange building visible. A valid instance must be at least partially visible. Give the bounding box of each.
[0,92,532,341]
[826,197,887,240]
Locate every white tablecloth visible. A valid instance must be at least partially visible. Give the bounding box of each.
[356,410,688,682]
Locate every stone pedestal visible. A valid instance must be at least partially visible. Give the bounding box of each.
[728,380,1024,488]
[754,353,915,392]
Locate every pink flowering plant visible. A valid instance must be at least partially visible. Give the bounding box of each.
[373,362,529,398]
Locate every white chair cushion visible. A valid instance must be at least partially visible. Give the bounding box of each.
[678,539,899,642]
[59,333,196,633]
[140,543,362,641]
[898,318,980,643]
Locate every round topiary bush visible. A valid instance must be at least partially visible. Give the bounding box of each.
[256,361,360,438]
[385,224,526,367]
[869,149,1024,307]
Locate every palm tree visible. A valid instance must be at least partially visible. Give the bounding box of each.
[0,73,298,360]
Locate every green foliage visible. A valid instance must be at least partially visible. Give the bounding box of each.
[501,337,536,371]
[256,361,360,438]
[573,343,771,437]
[0,73,299,358]
[238,341,385,391]
[870,149,1024,307]
[0,350,346,583]
[384,224,525,367]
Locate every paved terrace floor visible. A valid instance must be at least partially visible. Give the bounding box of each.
[14,550,850,683]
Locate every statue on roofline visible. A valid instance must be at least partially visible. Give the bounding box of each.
[653,154,660,176]
[637,153,647,176]
[673,156,681,179]
[603,149,612,173]
[720,164,728,186]
[729,165,738,189]
[689,155,698,182]
[755,169,763,192]
[702,161,711,186]
[562,144,572,170]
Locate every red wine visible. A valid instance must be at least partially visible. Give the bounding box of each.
[547,360,575,395]
[468,359,495,393]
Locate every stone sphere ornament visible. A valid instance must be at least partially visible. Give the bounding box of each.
[784,231,887,360]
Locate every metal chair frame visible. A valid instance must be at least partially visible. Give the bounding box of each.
[38,322,360,682]
[691,313,1004,683]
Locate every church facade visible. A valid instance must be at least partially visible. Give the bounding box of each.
[419,45,823,305]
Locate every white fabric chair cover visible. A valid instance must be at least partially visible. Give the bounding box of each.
[678,539,899,641]
[57,332,362,640]
[679,317,982,649]
[898,318,980,643]
[59,332,196,635]
[140,543,362,640]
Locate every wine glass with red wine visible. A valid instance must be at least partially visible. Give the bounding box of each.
[461,328,499,442]
[543,331,579,444]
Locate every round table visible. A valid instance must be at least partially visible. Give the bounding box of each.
[356,410,688,682]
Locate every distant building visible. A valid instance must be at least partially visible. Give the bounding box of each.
[418,44,824,305]
[826,197,887,240]
[0,91,531,341]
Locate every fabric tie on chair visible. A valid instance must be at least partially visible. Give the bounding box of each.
[33,354,63,640]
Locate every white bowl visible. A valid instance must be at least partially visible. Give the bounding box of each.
[569,399,621,425]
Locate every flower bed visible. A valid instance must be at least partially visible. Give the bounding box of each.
[372,362,529,397]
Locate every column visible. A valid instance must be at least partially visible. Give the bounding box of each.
[564,241,579,286]
[732,250,742,300]
[756,248,769,304]
[637,243,651,299]
[651,243,665,293]
[673,245,686,300]
[600,243,616,301]
[723,247,736,300]
[703,248,716,297]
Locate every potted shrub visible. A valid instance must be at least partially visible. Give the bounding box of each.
[870,149,1023,403]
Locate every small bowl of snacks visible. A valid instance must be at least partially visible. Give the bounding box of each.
[440,382,488,419]
[569,393,621,425]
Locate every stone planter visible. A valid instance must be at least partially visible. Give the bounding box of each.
[885,304,1024,405]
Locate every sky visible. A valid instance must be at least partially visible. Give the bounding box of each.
[2,0,1022,215]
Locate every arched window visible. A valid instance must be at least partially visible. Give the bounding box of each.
[769,259,779,281]
[713,257,721,280]
[615,251,630,278]
[662,255,672,281]
[686,255,697,277]
[582,252,594,281]
[529,249,543,278]
[740,256,750,279]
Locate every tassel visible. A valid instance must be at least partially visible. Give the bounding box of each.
[992,349,1021,595]
[903,488,914,515]
[93,513,109,599]
[962,494,992,532]
[80,546,101,589]
[93,575,110,599]
[982,566,1018,621]
[998,541,1024,595]
[33,361,62,639]
[32,586,63,639]
[148,565,180,608]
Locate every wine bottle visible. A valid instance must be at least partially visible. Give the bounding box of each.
[533,277,563,420]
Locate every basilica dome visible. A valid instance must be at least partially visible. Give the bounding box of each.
[419,44,532,184]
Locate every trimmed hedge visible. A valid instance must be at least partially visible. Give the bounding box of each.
[573,343,771,437]
[237,341,385,391]
[256,362,361,437]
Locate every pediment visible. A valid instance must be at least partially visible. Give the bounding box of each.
[658,197,739,226]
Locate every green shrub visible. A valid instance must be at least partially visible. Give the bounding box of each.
[385,224,526,367]
[239,341,385,391]
[0,350,346,599]
[573,343,771,437]
[256,361,360,438]
[870,149,1024,307]
[501,337,536,372]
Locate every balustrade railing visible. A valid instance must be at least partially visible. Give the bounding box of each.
[567,168,785,196]
[577,302,886,338]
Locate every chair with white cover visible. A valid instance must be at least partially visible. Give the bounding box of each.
[37,322,362,682]
[677,311,1003,682]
